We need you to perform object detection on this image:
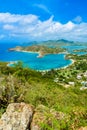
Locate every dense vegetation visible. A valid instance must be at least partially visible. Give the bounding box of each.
[0,54,87,129]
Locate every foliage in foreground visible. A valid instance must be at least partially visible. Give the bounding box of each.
[0,56,87,129]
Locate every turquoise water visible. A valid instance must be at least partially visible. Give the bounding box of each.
[0,43,87,71]
[73,52,87,55]
[62,45,87,55]
[62,45,87,51]
[10,52,72,71]
[0,43,72,71]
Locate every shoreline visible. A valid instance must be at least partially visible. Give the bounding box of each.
[14,50,43,58]
[7,61,18,67]
[38,59,75,72]
[7,59,75,72]
[60,59,74,69]
[8,49,75,72]
[14,49,68,58]
[15,50,39,54]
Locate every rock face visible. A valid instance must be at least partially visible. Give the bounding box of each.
[0,103,87,130]
[0,103,66,130]
[0,102,34,130]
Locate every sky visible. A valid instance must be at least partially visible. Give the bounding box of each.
[0,0,87,42]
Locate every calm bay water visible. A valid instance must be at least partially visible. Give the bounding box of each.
[0,43,86,71]
[62,45,87,55]
[0,43,72,71]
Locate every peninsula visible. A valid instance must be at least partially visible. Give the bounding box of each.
[9,45,67,58]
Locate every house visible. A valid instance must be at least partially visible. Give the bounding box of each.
[68,82,75,86]
[84,71,87,78]
[80,81,87,90]
[77,75,82,80]
[54,78,59,83]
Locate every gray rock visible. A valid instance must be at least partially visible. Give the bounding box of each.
[0,102,34,130]
[0,103,67,130]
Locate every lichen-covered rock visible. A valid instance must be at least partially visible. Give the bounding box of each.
[0,103,69,130]
[0,102,34,130]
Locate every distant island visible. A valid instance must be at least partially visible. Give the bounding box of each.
[9,45,67,58]
[73,48,87,53]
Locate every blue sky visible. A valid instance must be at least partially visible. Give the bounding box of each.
[0,0,87,42]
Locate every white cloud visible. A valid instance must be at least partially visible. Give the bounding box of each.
[0,13,38,24]
[0,13,87,42]
[73,16,82,23]
[3,24,15,30]
[33,4,52,14]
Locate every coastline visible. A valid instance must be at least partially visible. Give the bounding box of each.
[7,58,75,72]
[60,59,74,69]
[15,50,39,54]
[14,50,43,58]
[34,59,75,72]
[8,49,75,72]
[13,49,68,58]
[7,61,18,67]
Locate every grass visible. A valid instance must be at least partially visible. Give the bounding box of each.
[0,54,87,129]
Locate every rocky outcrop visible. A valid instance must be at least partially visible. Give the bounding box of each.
[0,102,34,130]
[0,103,86,130]
[0,103,67,130]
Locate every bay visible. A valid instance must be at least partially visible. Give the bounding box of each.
[0,43,72,71]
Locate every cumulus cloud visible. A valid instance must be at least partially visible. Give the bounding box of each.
[0,12,87,42]
[0,13,38,24]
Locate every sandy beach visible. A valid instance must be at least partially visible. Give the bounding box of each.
[36,59,75,72]
[7,61,18,67]
[15,50,42,58]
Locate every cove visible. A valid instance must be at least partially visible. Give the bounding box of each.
[0,43,72,71]
[7,51,72,71]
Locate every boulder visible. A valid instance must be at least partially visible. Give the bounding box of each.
[0,102,34,130]
[0,103,68,130]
